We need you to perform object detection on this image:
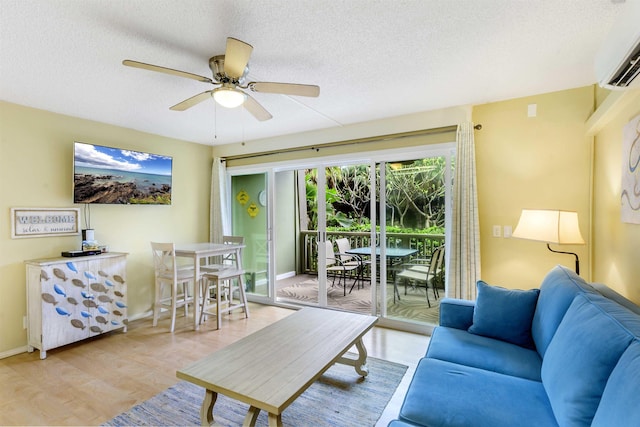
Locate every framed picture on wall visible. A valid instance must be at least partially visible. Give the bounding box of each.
[621,114,640,224]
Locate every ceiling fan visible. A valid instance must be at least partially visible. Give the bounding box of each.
[123,37,320,121]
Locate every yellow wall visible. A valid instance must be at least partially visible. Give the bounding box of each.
[0,101,212,356]
[473,87,594,289]
[592,92,640,303]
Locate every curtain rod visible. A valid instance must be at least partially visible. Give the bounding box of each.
[221,124,482,162]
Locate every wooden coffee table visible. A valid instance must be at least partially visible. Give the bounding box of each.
[176,307,378,426]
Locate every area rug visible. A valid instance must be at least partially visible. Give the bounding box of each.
[103,356,407,427]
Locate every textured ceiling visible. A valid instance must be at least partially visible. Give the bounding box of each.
[0,0,628,146]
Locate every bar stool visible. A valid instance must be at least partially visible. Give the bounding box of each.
[199,267,248,329]
[201,235,244,273]
[199,236,249,329]
[150,242,200,332]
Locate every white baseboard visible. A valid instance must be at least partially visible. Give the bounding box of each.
[0,345,29,360]
[276,271,296,280]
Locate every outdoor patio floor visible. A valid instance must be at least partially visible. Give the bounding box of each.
[275,274,442,325]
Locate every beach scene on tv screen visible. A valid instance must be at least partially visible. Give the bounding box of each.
[74,142,172,204]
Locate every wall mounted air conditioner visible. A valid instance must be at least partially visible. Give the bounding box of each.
[595,1,640,90]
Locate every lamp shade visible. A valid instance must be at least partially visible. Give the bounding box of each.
[512,209,584,245]
[212,87,246,108]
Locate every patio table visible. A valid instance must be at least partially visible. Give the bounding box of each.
[345,247,418,294]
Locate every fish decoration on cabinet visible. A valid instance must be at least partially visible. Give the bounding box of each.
[41,293,57,305]
[83,300,98,309]
[70,319,85,330]
[40,270,50,281]
[53,283,66,297]
[90,283,108,293]
[84,271,96,280]
[113,275,125,284]
[56,307,71,316]
[98,270,108,277]
[53,268,67,281]
[67,297,79,305]
[71,279,86,288]
[66,262,78,273]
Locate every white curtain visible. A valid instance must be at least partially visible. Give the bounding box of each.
[447,122,481,300]
[210,157,230,243]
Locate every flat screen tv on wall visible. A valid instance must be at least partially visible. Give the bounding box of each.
[73,141,173,205]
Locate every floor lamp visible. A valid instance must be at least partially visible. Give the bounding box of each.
[512,209,585,275]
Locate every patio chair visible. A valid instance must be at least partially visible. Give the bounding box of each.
[324,240,359,296]
[335,238,365,292]
[394,246,444,307]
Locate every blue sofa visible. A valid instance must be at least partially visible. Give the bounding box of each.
[388,265,640,427]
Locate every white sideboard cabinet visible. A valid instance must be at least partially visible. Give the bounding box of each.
[25,252,128,359]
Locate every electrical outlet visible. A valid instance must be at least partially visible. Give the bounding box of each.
[503,225,512,238]
[492,225,501,238]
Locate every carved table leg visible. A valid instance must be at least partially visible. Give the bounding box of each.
[243,406,261,426]
[337,337,369,377]
[200,389,218,426]
[353,338,369,376]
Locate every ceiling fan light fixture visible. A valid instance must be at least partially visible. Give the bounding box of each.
[212,87,246,108]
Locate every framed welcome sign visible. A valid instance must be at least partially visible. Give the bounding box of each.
[11,207,80,238]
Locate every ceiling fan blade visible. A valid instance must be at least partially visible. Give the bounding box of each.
[249,82,320,97]
[224,37,253,79]
[169,90,214,111]
[123,60,214,84]
[243,94,272,121]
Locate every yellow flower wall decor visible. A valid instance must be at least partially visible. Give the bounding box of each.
[247,202,259,218]
[236,189,249,205]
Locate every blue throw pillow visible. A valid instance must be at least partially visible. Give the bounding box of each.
[468,280,540,349]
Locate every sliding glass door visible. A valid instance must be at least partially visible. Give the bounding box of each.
[227,143,453,331]
[274,163,374,312]
[379,157,449,325]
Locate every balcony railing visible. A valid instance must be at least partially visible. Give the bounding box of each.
[301,230,444,273]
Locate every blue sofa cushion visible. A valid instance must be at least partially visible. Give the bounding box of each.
[531,265,595,356]
[468,280,539,348]
[426,326,542,381]
[399,358,558,427]
[541,293,637,426]
[592,340,640,427]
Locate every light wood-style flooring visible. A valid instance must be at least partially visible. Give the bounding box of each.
[0,303,429,426]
